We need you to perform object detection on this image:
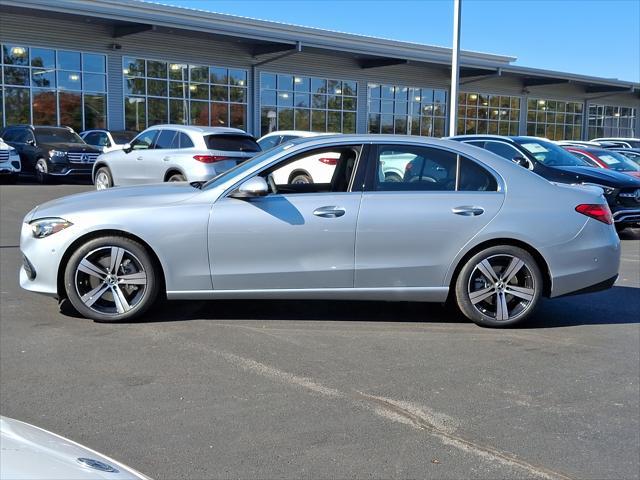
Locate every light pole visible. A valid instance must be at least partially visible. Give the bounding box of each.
[448,0,462,136]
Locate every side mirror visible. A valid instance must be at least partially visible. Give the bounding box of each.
[27,139,36,146]
[123,143,132,153]
[230,176,269,199]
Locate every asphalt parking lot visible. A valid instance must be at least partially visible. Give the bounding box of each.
[1,181,639,480]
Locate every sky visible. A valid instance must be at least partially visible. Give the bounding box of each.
[150,0,640,83]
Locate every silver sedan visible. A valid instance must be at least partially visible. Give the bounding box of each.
[20,135,620,327]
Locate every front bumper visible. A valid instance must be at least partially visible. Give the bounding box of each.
[612,208,640,226]
[0,160,20,174]
[48,162,93,176]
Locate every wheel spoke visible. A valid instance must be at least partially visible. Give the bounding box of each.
[81,283,110,307]
[469,286,495,304]
[477,259,499,283]
[109,247,125,274]
[118,272,147,285]
[78,258,107,280]
[502,257,525,284]
[495,292,509,321]
[505,285,535,301]
[111,285,131,314]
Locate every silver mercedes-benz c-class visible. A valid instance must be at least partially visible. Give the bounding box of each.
[19,135,620,327]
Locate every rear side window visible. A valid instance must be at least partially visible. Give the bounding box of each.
[371,144,497,192]
[205,134,260,152]
[154,130,178,149]
[458,158,498,191]
[178,132,194,148]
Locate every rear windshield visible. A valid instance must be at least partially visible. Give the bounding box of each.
[112,132,137,144]
[204,134,260,152]
[35,128,84,144]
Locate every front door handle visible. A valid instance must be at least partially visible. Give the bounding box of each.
[163,156,170,162]
[136,156,143,161]
[452,206,484,216]
[313,206,346,218]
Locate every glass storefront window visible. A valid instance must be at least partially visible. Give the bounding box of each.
[123,57,248,131]
[1,44,107,130]
[457,92,520,136]
[260,72,357,136]
[588,104,636,139]
[526,98,583,140]
[368,83,447,137]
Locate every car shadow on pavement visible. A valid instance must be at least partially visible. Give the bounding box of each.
[63,285,639,329]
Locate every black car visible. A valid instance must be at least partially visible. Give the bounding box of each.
[449,135,640,230]
[0,125,101,183]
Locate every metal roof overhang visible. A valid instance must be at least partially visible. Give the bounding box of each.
[1,0,638,96]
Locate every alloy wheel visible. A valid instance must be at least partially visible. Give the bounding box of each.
[467,254,536,322]
[74,246,148,316]
[95,171,110,190]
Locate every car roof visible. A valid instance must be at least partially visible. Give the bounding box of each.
[146,124,249,135]
[260,130,333,139]
[593,137,640,141]
[562,146,613,154]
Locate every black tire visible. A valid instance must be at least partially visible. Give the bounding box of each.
[64,236,159,322]
[94,166,113,190]
[288,172,312,184]
[167,172,186,182]
[454,245,542,327]
[35,158,50,184]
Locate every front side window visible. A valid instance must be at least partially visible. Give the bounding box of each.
[131,130,158,150]
[123,57,248,131]
[372,144,497,192]
[259,73,357,136]
[1,44,106,130]
[264,145,362,193]
[368,84,447,137]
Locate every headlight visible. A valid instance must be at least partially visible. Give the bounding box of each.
[581,183,617,196]
[49,150,66,158]
[30,217,73,238]
[8,147,19,157]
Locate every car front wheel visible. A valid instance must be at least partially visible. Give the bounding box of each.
[64,236,159,322]
[454,245,542,327]
[94,167,113,190]
[35,158,50,184]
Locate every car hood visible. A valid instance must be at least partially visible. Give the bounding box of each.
[0,416,151,479]
[40,142,102,153]
[554,165,640,187]
[30,183,202,221]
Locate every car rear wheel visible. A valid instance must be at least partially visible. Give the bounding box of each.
[35,158,50,184]
[289,172,312,184]
[94,167,113,190]
[454,245,542,327]
[64,236,159,322]
[167,173,186,182]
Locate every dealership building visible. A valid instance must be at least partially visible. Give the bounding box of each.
[1,0,638,141]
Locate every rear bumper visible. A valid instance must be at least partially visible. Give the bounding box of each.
[543,219,620,298]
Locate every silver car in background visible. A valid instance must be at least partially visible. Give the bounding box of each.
[20,135,620,327]
[92,125,260,189]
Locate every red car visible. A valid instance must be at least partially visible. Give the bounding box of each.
[562,146,640,178]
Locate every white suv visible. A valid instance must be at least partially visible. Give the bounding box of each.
[92,125,260,189]
[0,137,21,183]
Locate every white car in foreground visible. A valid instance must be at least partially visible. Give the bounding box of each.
[0,416,151,479]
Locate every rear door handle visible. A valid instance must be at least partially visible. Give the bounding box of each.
[136,156,143,161]
[452,206,484,216]
[313,206,346,218]
[163,156,170,161]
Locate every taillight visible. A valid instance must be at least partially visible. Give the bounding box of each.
[575,204,613,225]
[193,155,229,163]
[318,157,337,165]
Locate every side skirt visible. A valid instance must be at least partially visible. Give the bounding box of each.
[166,287,449,302]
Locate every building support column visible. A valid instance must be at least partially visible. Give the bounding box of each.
[518,95,528,136]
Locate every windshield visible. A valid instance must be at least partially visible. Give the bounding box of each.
[202,142,292,189]
[515,139,592,167]
[595,151,640,172]
[35,128,84,144]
